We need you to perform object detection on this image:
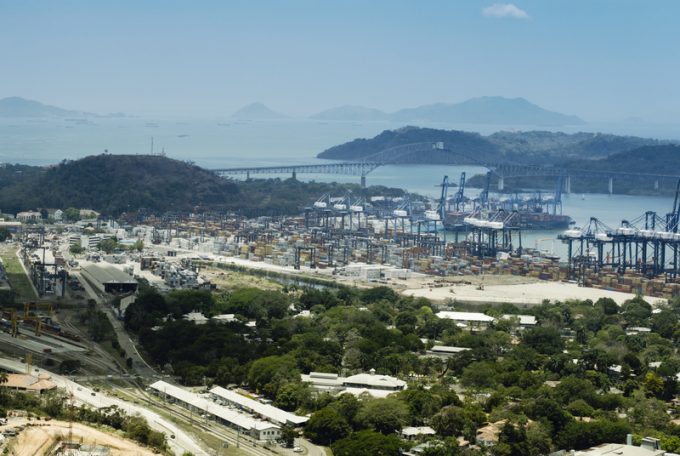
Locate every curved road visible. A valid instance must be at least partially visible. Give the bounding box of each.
[0,356,208,456]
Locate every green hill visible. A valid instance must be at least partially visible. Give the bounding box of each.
[318,126,500,163]
[0,154,240,214]
[0,154,407,216]
[317,127,667,165]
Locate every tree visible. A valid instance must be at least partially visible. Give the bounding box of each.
[246,355,299,399]
[596,297,619,315]
[621,297,652,324]
[430,406,466,437]
[331,430,401,456]
[280,424,298,448]
[131,239,144,252]
[556,420,630,450]
[421,438,460,456]
[0,228,12,242]
[522,326,564,355]
[355,398,410,435]
[305,407,351,445]
[461,362,497,389]
[69,244,85,254]
[97,238,119,254]
[64,207,80,221]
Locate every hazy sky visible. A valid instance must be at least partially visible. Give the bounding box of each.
[2,1,679,121]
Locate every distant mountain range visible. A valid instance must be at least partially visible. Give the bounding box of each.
[311,97,585,126]
[317,126,670,164]
[0,96,126,118]
[231,102,287,120]
[231,96,585,126]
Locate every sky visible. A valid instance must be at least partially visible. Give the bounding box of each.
[1,1,679,122]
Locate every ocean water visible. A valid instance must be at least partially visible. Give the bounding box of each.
[1,116,677,259]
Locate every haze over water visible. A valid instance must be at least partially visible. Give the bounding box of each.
[2,116,677,261]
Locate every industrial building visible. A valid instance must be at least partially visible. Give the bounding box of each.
[148,380,281,441]
[80,263,138,294]
[209,386,309,426]
[435,311,496,329]
[301,369,407,398]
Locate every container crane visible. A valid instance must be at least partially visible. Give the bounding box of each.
[478,172,491,209]
[666,179,680,233]
[436,175,450,222]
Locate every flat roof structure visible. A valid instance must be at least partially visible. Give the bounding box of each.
[436,311,496,323]
[81,263,138,293]
[502,314,537,326]
[149,381,278,433]
[301,370,408,398]
[210,386,308,426]
[575,443,664,456]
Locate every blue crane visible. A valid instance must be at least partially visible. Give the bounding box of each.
[478,171,491,209]
[667,179,680,233]
[436,175,450,222]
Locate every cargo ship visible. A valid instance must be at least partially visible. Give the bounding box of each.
[446,209,572,230]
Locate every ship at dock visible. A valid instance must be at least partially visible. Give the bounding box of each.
[441,172,572,231]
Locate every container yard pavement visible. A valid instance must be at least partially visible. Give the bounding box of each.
[403,280,667,306]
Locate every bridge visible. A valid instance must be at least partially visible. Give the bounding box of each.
[212,142,680,193]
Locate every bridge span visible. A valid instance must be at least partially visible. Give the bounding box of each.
[212,141,679,193]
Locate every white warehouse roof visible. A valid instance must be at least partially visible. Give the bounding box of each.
[149,381,277,432]
[436,311,496,323]
[210,386,308,426]
[501,314,537,326]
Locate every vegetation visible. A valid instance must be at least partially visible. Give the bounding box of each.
[0,154,406,216]
[121,279,680,454]
[0,389,168,453]
[317,126,667,165]
[0,245,37,301]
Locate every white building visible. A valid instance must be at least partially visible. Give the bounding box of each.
[149,381,280,441]
[423,345,471,359]
[400,426,436,441]
[16,211,41,222]
[574,437,663,456]
[435,311,496,329]
[301,369,407,398]
[210,386,308,427]
[501,314,538,328]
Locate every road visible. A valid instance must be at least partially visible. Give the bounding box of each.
[0,356,208,456]
[71,269,157,378]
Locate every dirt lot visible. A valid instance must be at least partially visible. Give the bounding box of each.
[3,418,156,456]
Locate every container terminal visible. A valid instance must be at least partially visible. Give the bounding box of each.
[2,176,679,315]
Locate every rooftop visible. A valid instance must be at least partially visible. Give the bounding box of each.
[210,386,308,426]
[436,311,496,323]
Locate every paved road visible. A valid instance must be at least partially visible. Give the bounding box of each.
[71,270,157,378]
[0,356,208,456]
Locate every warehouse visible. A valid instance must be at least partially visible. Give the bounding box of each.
[210,386,309,426]
[81,263,138,293]
[149,381,280,441]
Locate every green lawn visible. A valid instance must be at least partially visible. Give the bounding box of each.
[0,246,37,302]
